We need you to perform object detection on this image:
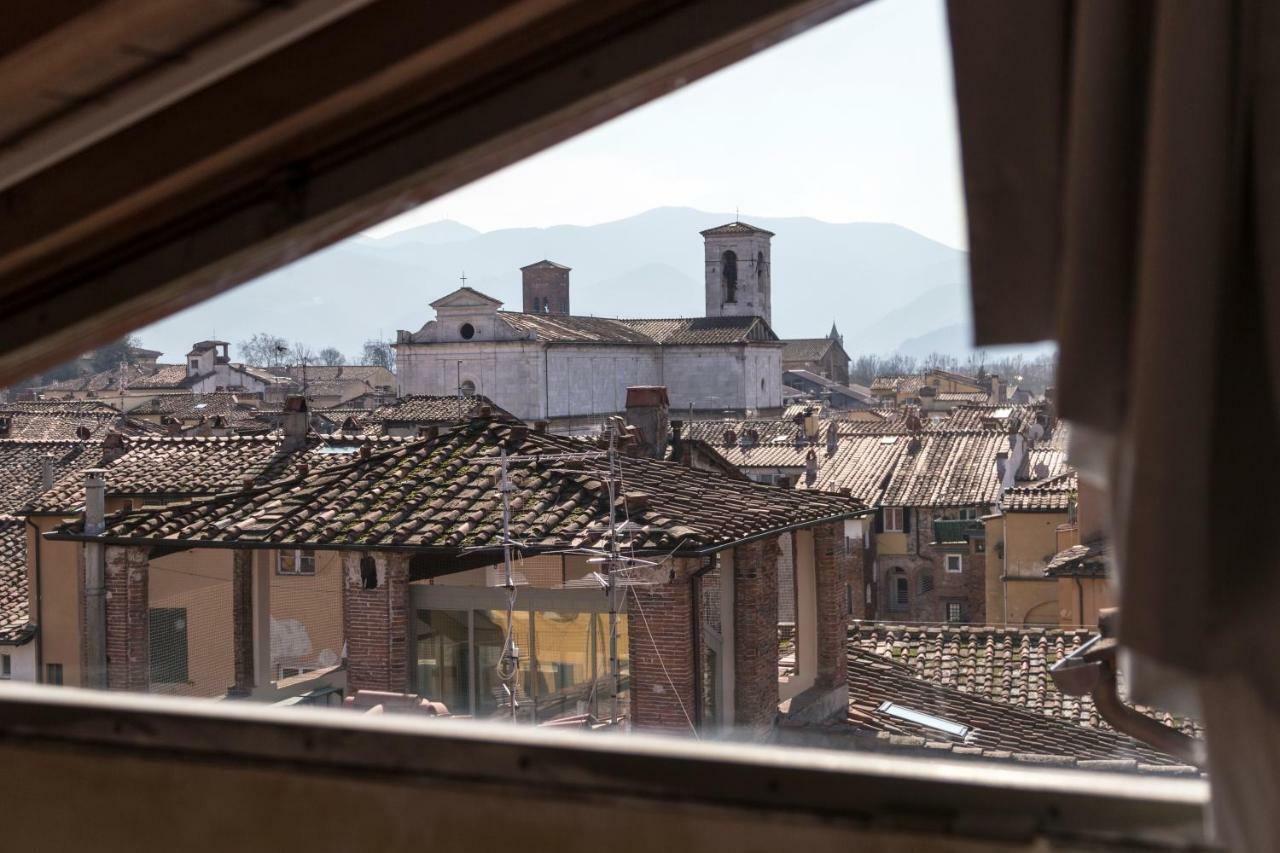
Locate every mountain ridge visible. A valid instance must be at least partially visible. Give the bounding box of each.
[137,207,1014,363]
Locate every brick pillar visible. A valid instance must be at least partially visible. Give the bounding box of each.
[627,571,697,734]
[104,545,149,691]
[814,522,851,689]
[231,550,254,695]
[733,537,779,734]
[342,552,410,694]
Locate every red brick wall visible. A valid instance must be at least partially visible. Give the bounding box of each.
[813,523,850,690]
[231,550,253,694]
[733,538,779,733]
[342,552,409,694]
[627,576,697,734]
[105,545,149,691]
[521,265,570,314]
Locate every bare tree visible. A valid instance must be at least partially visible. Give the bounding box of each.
[238,333,289,366]
[318,346,345,366]
[360,340,395,371]
[290,341,315,367]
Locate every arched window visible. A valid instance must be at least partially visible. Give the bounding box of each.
[721,250,738,303]
[756,250,766,282]
[890,568,909,610]
[460,379,476,396]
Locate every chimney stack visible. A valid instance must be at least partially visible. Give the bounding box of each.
[624,386,670,460]
[825,421,838,456]
[84,469,107,535]
[669,419,685,465]
[282,395,309,452]
[804,449,818,486]
[40,454,55,492]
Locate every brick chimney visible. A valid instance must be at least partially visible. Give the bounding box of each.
[281,395,310,452]
[521,260,571,314]
[624,386,670,460]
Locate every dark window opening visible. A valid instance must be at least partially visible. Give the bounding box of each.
[1,654,9,678]
[721,250,738,302]
[361,555,379,589]
[149,607,189,684]
[757,250,766,281]
[45,663,63,685]
[460,379,476,396]
[460,322,476,339]
[946,602,964,623]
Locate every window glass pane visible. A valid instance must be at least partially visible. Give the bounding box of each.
[474,609,532,722]
[414,609,470,715]
[149,607,189,684]
[532,610,619,723]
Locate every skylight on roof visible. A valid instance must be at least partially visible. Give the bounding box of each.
[313,445,358,455]
[879,435,897,445]
[991,407,1013,419]
[193,403,208,410]
[876,701,971,738]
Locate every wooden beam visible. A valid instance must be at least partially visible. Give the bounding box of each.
[0,0,864,387]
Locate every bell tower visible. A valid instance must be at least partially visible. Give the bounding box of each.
[702,221,774,325]
[521,260,571,314]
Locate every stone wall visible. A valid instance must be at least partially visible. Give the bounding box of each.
[341,552,409,694]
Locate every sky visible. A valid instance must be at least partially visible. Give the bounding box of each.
[365,0,967,249]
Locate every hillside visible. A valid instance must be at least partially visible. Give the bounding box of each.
[136,207,1007,362]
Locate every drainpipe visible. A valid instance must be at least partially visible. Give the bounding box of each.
[1001,515,1009,625]
[25,517,44,683]
[83,469,108,689]
[1074,576,1085,627]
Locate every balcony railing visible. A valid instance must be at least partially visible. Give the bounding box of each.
[932,519,983,544]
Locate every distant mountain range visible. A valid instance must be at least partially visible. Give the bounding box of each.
[137,206,1046,364]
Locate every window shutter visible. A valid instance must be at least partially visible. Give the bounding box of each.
[875,508,884,533]
[902,507,912,533]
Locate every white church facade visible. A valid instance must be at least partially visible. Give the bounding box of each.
[394,222,787,424]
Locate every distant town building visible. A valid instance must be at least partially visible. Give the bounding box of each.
[395,222,817,426]
[781,325,850,385]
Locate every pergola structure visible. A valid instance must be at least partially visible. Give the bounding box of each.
[53,418,869,734]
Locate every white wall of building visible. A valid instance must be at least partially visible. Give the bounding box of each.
[0,644,37,683]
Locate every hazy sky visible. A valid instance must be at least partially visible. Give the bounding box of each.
[366,0,967,249]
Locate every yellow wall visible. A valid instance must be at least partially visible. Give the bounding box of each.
[148,550,235,697]
[983,511,1069,627]
[1056,577,1115,628]
[267,549,344,679]
[26,518,83,686]
[875,532,908,556]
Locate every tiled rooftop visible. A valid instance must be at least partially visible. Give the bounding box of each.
[56,421,866,554]
[781,338,837,363]
[849,623,1200,738]
[0,440,108,514]
[1003,471,1077,512]
[29,434,400,512]
[370,394,511,424]
[128,392,267,421]
[0,408,154,442]
[837,648,1193,771]
[1046,538,1109,578]
[496,312,777,346]
[0,516,33,644]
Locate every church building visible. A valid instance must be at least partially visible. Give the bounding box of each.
[395,222,788,426]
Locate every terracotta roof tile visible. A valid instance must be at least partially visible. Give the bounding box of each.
[0,440,109,514]
[833,648,1194,770]
[56,422,866,554]
[849,623,1201,739]
[0,516,33,644]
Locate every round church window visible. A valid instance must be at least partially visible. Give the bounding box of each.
[460,322,475,339]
